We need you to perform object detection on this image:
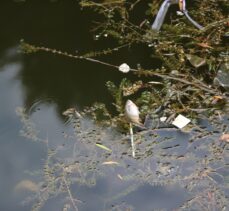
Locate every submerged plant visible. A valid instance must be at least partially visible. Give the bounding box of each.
[16,105,229,210]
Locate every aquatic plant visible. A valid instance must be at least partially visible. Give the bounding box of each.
[17,0,229,210]
[16,106,229,210]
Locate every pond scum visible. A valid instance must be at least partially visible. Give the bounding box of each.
[18,0,229,210]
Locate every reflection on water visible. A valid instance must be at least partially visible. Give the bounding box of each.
[14,103,229,211]
[15,105,191,211]
[0,2,162,210]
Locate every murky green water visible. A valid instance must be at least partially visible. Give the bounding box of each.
[0,1,229,211]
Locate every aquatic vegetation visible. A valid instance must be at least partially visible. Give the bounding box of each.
[16,106,229,210]
[17,0,229,210]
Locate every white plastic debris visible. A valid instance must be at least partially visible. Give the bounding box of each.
[172,114,191,129]
[148,81,163,85]
[176,11,184,16]
[119,63,130,73]
[160,117,167,122]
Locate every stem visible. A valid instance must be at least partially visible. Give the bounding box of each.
[129,123,135,158]
[62,167,79,211]
[21,42,222,96]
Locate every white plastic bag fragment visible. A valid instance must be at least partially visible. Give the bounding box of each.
[160,117,167,122]
[119,63,130,73]
[172,114,191,129]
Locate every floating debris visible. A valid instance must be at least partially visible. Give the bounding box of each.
[102,161,119,165]
[213,63,229,90]
[172,114,191,129]
[124,100,144,158]
[95,143,112,152]
[117,174,123,180]
[148,81,163,85]
[176,11,184,16]
[118,63,130,73]
[125,100,143,126]
[160,116,167,122]
[186,54,206,68]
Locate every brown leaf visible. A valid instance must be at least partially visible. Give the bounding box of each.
[122,81,143,96]
[211,95,224,104]
[219,134,229,142]
[196,43,213,49]
[213,96,223,100]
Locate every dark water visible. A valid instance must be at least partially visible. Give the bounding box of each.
[0,1,228,211]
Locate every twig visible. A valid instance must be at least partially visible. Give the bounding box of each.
[139,70,219,95]
[129,0,142,11]
[20,42,221,95]
[200,18,229,33]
